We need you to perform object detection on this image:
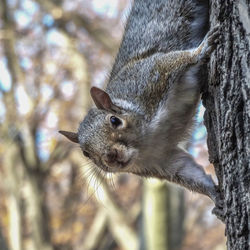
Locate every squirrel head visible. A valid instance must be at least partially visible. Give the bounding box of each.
[59,87,143,173]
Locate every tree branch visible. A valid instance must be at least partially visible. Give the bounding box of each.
[0,0,40,170]
[36,0,118,53]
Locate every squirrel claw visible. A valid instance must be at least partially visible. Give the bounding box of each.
[211,191,225,222]
[198,24,221,62]
[212,205,225,222]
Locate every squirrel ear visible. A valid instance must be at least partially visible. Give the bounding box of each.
[59,130,79,143]
[90,87,117,111]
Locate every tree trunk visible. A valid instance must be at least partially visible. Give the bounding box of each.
[143,179,169,250]
[203,0,250,249]
[142,180,185,250]
[166,184,185,250]
[23,174,53,250]
[3,144,22,250]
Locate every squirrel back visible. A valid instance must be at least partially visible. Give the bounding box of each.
[105,0,209,119]
[110,0,209,79]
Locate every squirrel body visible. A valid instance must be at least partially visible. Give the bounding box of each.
[60,0,221,203]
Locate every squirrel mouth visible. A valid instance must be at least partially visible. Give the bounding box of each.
[101,158,131,172]
[100,146,137,172]
[117,158,131,168]
[99,163,110,172]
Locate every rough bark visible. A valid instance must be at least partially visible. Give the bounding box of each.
[203,0,250,249]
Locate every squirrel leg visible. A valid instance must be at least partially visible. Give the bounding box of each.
[168,148,220,203]
[154,25,220,75]
[167,150,224,219]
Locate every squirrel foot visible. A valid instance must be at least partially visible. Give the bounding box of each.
[211,187,225,222]
[198,24,221,62]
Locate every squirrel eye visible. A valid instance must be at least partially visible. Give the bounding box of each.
[110,116,122,128]
[83,150,90,158]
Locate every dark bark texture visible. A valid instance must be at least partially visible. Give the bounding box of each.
[202,0,250,249]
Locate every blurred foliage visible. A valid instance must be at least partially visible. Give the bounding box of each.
[0,0,226,250]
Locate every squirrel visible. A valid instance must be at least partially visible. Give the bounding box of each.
[59,0,221,205]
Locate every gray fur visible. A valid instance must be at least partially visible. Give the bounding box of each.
[62,0,221,203]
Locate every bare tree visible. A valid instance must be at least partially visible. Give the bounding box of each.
[203,0,250,249]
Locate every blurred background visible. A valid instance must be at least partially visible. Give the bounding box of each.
[0,0,226,249]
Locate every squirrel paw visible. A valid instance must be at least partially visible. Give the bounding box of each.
[198,24,221,62]
[212,205,225,222]
[211,190,225,222]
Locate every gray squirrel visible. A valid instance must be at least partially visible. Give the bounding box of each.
[60,0,221,205]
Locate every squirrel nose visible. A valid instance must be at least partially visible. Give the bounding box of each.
[106,149,118,164]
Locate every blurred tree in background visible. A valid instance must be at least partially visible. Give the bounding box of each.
[0,0,226,250]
